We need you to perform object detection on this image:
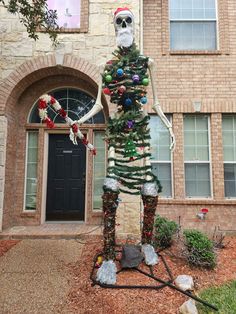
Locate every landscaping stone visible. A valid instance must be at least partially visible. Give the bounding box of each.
[175,275,194,291]
[179,299,198,314]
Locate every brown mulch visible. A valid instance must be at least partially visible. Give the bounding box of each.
[0,240,20,257]
[65,236,236,314]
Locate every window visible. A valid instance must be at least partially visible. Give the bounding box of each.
[184,115,211,197]
[30,88,105,124]
[169,0,217,50]
[47,0,81,29]
[24,131,39,210]
[222,115,236,198]
[150,115,172,198]
[93,131,106,210]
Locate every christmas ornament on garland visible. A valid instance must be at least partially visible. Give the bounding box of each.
[38,94,96,155]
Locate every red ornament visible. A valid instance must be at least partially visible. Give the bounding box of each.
[71,124,78,133]
[59,108,67,118]
[103,87,111,95]
[129,157,135,161]
[201,208,209,214]
[38,99,47,109]
[50,97,56,104]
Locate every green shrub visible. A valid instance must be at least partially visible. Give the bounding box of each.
[183,229,216,269]
[153,215,178,249]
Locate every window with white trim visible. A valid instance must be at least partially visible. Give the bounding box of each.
[169,0,217,50]
[93,131,106,210]
[150,115,172,198]
[24,131,39,210]
[184,115,211,197]
[222,115,236,198]
[47,0,81,29]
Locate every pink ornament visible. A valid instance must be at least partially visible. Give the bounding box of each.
[118,85,126,94]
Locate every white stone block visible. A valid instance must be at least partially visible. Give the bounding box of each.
[175,275,195,291]
[179,299,198,314]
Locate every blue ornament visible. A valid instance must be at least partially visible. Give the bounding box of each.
[141,96,147,104]
[125,98,132,106]
[117,68,124,77]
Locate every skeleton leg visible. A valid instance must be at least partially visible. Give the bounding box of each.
[141,151,159,266]
[96,146,119,284]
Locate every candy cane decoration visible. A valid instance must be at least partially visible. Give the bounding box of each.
[38,94,96,155]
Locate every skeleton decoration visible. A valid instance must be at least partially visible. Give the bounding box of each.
[38,7,175,285]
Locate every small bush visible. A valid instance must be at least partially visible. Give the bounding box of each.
[153,215,178,249]
[183,229,216,269]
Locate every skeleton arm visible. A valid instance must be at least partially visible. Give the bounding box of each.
[76,64,104,124]
[148,59,176,151]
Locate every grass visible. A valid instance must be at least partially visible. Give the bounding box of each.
[197,281,236,314]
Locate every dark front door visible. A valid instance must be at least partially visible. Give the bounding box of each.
[46,134,86,221]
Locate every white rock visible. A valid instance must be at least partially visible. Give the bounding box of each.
[141,244,158,266]
[96,260,117,285]
[175,275,194,291]
[179,299,198,314]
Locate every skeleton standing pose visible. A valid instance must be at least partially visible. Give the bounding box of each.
[39,7,175,284]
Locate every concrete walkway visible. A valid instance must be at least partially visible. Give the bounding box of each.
[0,239,84,313]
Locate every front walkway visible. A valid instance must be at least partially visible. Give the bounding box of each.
[0,223,102,239]
[0,239,84,313]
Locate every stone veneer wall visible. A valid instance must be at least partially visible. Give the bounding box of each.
[0,1,142,234]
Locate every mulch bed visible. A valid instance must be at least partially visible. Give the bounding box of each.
[0,240,20,257]
[65,236,236,314]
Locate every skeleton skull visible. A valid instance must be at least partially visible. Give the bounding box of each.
[114,8,135,48]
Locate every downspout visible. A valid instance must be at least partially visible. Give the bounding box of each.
[139,0,144,54]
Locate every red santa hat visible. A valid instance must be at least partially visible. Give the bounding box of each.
[114,7,134,18]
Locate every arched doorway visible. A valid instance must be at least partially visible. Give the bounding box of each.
[27,87,106,222]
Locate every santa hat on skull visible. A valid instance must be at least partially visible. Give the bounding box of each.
[114,7,134,19]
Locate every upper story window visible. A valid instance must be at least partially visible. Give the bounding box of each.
[46,0,88,32]
[150,115,173,198]
[47,0,80,29]
[222,115,236,198]
[184,115,211,198]
[169,0,217,51]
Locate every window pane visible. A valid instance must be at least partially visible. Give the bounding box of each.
[222,115,236,161]
[47,0,81,28]
[185,163,211,197]
[224,164,236,197]
[170,22,216,50]
[152,163,172,197]
[93,131,106,210]
[184,115,209,162]
[170,0,216,20]
[25,132,38,210]
[150,115,171,161]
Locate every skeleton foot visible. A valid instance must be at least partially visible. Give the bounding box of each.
[141,244,159,266]
[96,260,117,285]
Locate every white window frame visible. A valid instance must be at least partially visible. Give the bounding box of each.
[169,0,219,51]
[150,115,174,199]
[222,114,236,199]
[92,130,107,211]
[23,130,39,211]
[184,115,213,198]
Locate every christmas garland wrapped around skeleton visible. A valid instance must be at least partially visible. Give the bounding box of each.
[38,7,175,285]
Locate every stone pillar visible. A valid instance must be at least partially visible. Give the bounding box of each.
[0,116,7,232]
